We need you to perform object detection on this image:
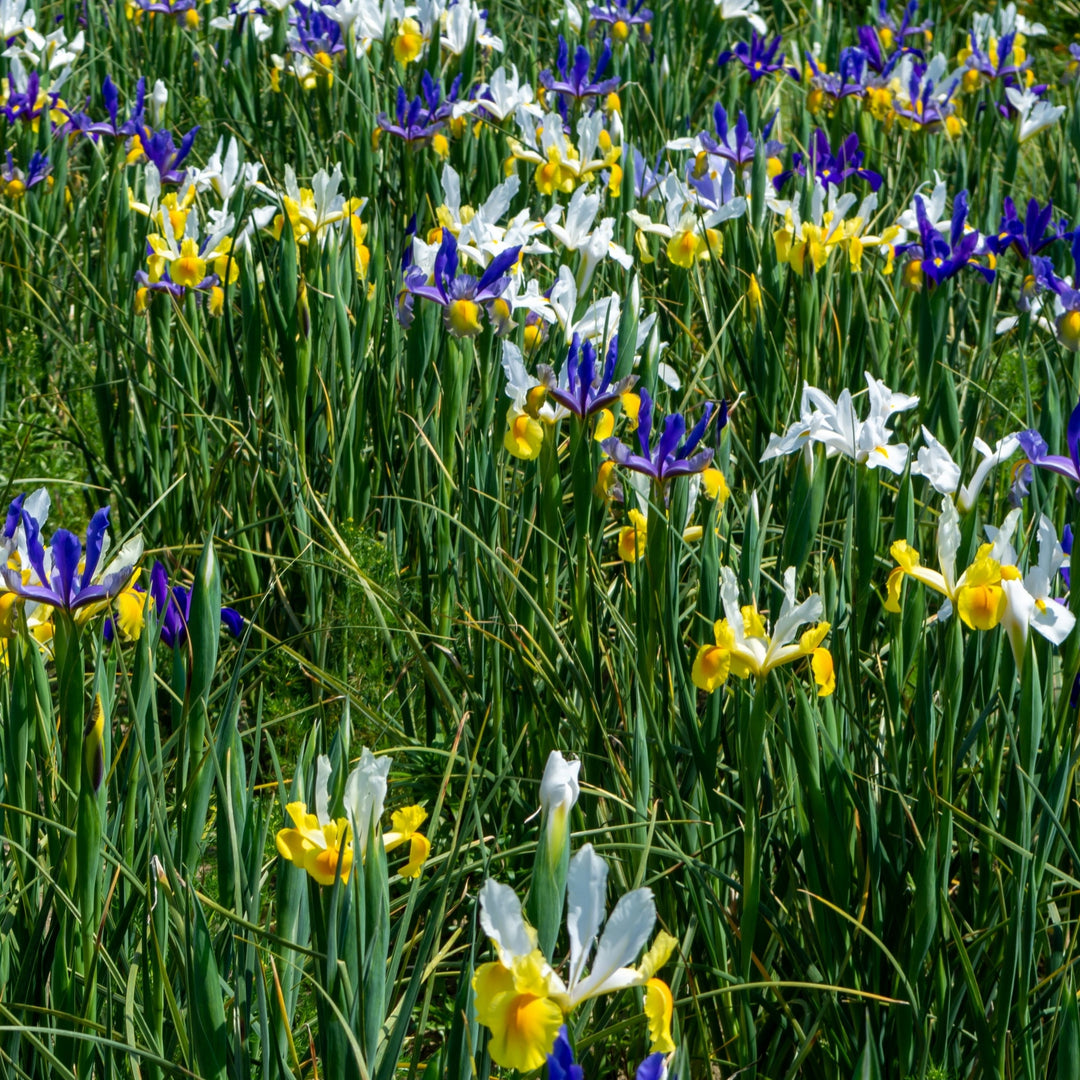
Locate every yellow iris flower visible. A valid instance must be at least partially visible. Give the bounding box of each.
[884,497,1007,631]
[474,845,678,1069]
[275,751,431,885]
[692,566,835,696]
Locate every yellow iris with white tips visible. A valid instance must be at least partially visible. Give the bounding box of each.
[692,566,835,696]
[276,750,431,885]
[884,496,1007,631]
[276,802,355,885]
[474,844,679,1070]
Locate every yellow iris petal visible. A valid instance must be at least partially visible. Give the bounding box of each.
[811,647,836,697]
[504,410,544,460]
[644,978,676,1053]
[956,583,1006,631]
[473,955,564,1072]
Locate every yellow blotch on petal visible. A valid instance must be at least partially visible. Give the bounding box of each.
[667,229,704,269]
[447,298,483,337]
[595,460,617,501]
[594,409,615,442]
[902,258,924,291]
[472,954,564,1073]
[692,620,734,693]
[1058,310,1080,352]
[393,17,424,63]
[504,409,544,460]
[702,467,730,503]
[172,237,207,289]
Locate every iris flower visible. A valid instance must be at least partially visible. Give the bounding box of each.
[540,36,620,105]
[692,566,834,695]
[472,64,539,123]
[376,80,449,146]
[1,149,49,198]
[473,843,677,1071]
[884,497,1008,630]
[403,230,521,338]
[956,29,1029,92]
[773,184,892,275]
[983,510,1075,665]
[896,190,995,289]
[985,197,1069,260]
[890,55,960,133]
[761,372,918,473]
[589,0,651,43]
[61,74,145,139]
[0,504,142,621]
[276,750,430,885]
[802,51,871,112]
[718,31,798,83]
[872,0,932,53]
[911,427,1020,512]
[601,389,714,486]
[103,560,243,646]
[628,172,745,268]
[782,128,882,192]
[1015,398,1080,495]
[127,124,199,184]
[1005,86,1065,144]
[540,333,635,420]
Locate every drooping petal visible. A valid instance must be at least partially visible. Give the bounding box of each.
[479,878,537,965]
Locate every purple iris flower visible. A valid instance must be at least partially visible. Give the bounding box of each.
[133,124,199,184]
[1,506,139,614]
[540,36,621,103]
[801,50,872,109]
[891,63,959,129]
[853,26,912,73]
[896,190,995,286]
[601,389,715,484]
[539,333,635,418]
[589,0,652,41]
[1062,525,1072,588]
[874,0,932,43]
[291,4,345,57]
[103,560,243,647]
[378,74,458,144]
[718,32,799,83]
[960,30,1028,87]
[707,105,755,169]
[129,0,199,18]
[628,146,668,199]
[1014,399,1080,498]
[401,230,520,337]
[636,1054,668,1080]
[2,150,51,192]
[61,74,147,139]
[1,70,54,125]
[781,129,882,192]
[985,198,1070,260]
[546,1027,583,1080]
